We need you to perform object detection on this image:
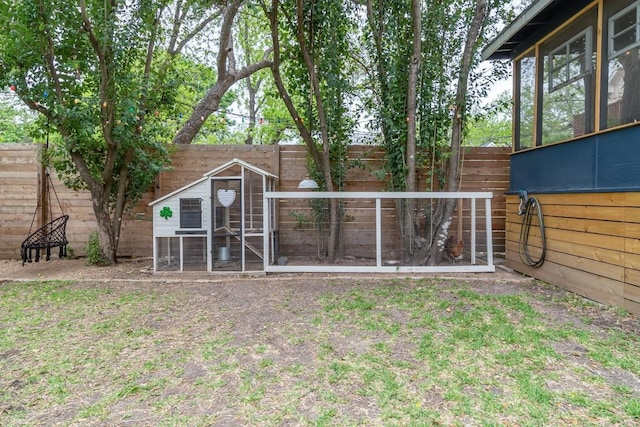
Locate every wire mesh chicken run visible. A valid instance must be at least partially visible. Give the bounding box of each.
[266,191,495,273]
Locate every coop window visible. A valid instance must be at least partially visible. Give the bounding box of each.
[609,1,640,58]
[180,198,202,229]
[548,28,592,92]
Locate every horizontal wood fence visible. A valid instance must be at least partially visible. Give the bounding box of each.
[0,144,509,260]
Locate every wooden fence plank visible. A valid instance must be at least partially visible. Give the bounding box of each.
[1,144,509,259]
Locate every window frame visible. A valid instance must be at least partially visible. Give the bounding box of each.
[548,27,593,93]
[179,198,202,229]
[609,1,640,59]
[514,50,537,151]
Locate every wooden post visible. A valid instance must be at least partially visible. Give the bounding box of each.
[39,149,49,228]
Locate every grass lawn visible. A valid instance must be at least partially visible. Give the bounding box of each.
[1,276,639,426]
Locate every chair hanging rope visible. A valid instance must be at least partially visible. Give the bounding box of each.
[21,128,69,265]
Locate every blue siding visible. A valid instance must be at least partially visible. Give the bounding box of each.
[510,125,640,193]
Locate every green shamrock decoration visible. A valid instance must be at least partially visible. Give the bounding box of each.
[160,206,173,220]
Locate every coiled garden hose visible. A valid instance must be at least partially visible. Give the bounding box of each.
[518,192,546,268]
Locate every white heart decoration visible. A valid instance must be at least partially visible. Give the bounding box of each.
[217,189,236,207]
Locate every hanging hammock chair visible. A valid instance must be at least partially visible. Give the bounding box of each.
[21,167,69,266]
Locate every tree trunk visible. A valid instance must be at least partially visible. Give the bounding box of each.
[425,0,488,265]
[89,189,117,264]
[266,0,342,261]
[265,0,323,170]
[293,0,340,262]
[402,0,421,263]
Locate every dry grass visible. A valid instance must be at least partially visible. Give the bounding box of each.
[1,276,639,426]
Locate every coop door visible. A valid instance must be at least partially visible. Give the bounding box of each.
[212,179,242,271]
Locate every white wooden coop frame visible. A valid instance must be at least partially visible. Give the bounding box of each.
[151,159,278,273]
[263,191,495,273]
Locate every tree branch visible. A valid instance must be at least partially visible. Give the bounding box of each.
[175,13,222,55]
[260,0,323,170]
[217,0,243,79]
[171,1,272,145]
[167,0,185,54]
[78,0,110,106]
[37,0,63,103]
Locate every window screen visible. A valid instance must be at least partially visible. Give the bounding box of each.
[180,198,202,228]
[609,2,640,58]
[549,29,593,92]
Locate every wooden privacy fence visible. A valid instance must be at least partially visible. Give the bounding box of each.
[0,144,509,260]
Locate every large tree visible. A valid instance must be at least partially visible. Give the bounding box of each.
[363,0,512,264]
[423,0,489,264]
[363,0,421,262]
[265,0,356,261]
[0,0,259,264]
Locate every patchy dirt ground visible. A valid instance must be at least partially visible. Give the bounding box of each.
[0,257,157,282]
[2,256,638,337]
[2,257,640,425]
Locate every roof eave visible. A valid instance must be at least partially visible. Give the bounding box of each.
[482,0,557,61]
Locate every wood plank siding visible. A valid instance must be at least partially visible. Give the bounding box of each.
[0,144,509,261]
[505,192,640,315]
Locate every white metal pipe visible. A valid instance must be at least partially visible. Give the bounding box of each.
[265,264,495,273]
[471,198,476,265]
[485,198,495,268]
[376,198,382,267]
[179,236,184,272]
[266,191,493,199]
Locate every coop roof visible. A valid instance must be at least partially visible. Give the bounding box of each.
[202,158,279,180]
[149,158,278,206]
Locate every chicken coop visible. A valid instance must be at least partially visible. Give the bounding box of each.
[150,158,278,272]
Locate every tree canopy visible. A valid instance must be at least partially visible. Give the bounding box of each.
[0,0,270,263]
[0,0,517,264]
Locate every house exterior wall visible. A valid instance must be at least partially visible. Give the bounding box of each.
[506,125,640,316]
[511,124,640,192]
[492,0,640,315]
[505,191,640,316]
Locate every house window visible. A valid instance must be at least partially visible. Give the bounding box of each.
[180,198,202,228]
[549,29,593,92]
[605,0,640,128]
[510,0,640,151]
[609,1,640,58]
[539,7,597,145]
[515,52,536,150]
